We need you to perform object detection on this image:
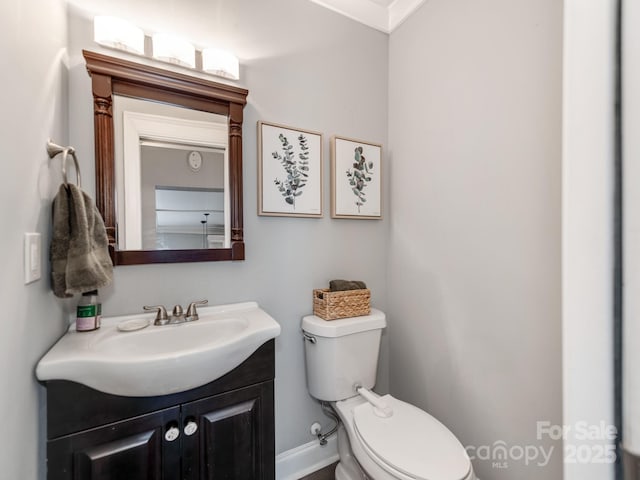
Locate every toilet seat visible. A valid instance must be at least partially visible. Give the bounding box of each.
[352,395,471,480]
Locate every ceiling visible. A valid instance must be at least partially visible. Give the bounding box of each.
[66,0,426,55]
[308,0,427,33]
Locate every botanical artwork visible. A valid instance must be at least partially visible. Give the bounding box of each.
[258,122,323,217]
[346,145,375,213]
[332,136,382,219]
[272,133,310,209]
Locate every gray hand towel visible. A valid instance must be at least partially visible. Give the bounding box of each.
[329,279,367,292]
[50,184,113,298]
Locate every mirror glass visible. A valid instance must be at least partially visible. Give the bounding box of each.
[113,96,229,251]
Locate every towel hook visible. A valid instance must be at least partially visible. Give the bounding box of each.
[47,139,81,187]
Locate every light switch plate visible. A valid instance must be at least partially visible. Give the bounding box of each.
[24,233,41,284]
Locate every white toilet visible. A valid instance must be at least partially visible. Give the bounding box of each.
[302,309,475,480]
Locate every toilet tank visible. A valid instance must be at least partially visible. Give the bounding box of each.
[302,309,386,401]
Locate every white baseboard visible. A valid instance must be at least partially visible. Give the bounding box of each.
[276,435,339,480]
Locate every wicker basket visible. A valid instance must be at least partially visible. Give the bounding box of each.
[313,288,371,320]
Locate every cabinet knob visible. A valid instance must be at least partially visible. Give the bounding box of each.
[184,420,198,436]
[165,425,180,442]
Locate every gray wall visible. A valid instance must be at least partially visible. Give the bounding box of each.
[388,1,562,479]
[66,0,389,455]
[0,0,70,478]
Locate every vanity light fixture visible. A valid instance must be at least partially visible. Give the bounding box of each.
[152,33,196,69]
[94,16,145,55]
[202,48,240,81]
[92,16,240,80]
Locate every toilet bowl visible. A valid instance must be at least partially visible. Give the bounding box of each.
[302,310,476,480]
[333,395,474,480]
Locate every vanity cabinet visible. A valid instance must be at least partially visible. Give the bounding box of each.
[43,340,275,480]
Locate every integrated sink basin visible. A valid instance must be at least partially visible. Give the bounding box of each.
[36,302,281,397]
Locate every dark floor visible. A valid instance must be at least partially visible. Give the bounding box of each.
[299,461,337,480]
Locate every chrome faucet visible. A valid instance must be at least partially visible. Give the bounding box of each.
[144,300,208,326]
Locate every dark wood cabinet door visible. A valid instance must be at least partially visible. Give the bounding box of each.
[47,406,181,480]
[182,382,274,480]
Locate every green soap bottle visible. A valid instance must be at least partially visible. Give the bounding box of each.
[76,290,101,332]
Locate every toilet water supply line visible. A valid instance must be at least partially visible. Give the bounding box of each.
[355,385,394,418]
[315,387,393,446]
[316,402,340,446]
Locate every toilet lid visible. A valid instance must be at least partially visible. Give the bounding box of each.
[353,395,471,480]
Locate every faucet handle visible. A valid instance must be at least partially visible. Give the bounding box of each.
[144,305,169,325]
[185,300,208,321]
[172,305,184,317]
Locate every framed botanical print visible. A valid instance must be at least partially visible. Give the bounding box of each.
[258,121,323,217]
[331,136,382,219]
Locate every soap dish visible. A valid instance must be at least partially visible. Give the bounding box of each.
[117,319,150,332]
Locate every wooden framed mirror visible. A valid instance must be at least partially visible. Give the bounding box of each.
[84,50,248,265]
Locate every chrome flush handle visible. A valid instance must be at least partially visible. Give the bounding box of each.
[302,332,317,344]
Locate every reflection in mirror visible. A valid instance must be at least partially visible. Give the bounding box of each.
[144,149,227,250]
[154,185,225,249]
[113,96,229,251]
